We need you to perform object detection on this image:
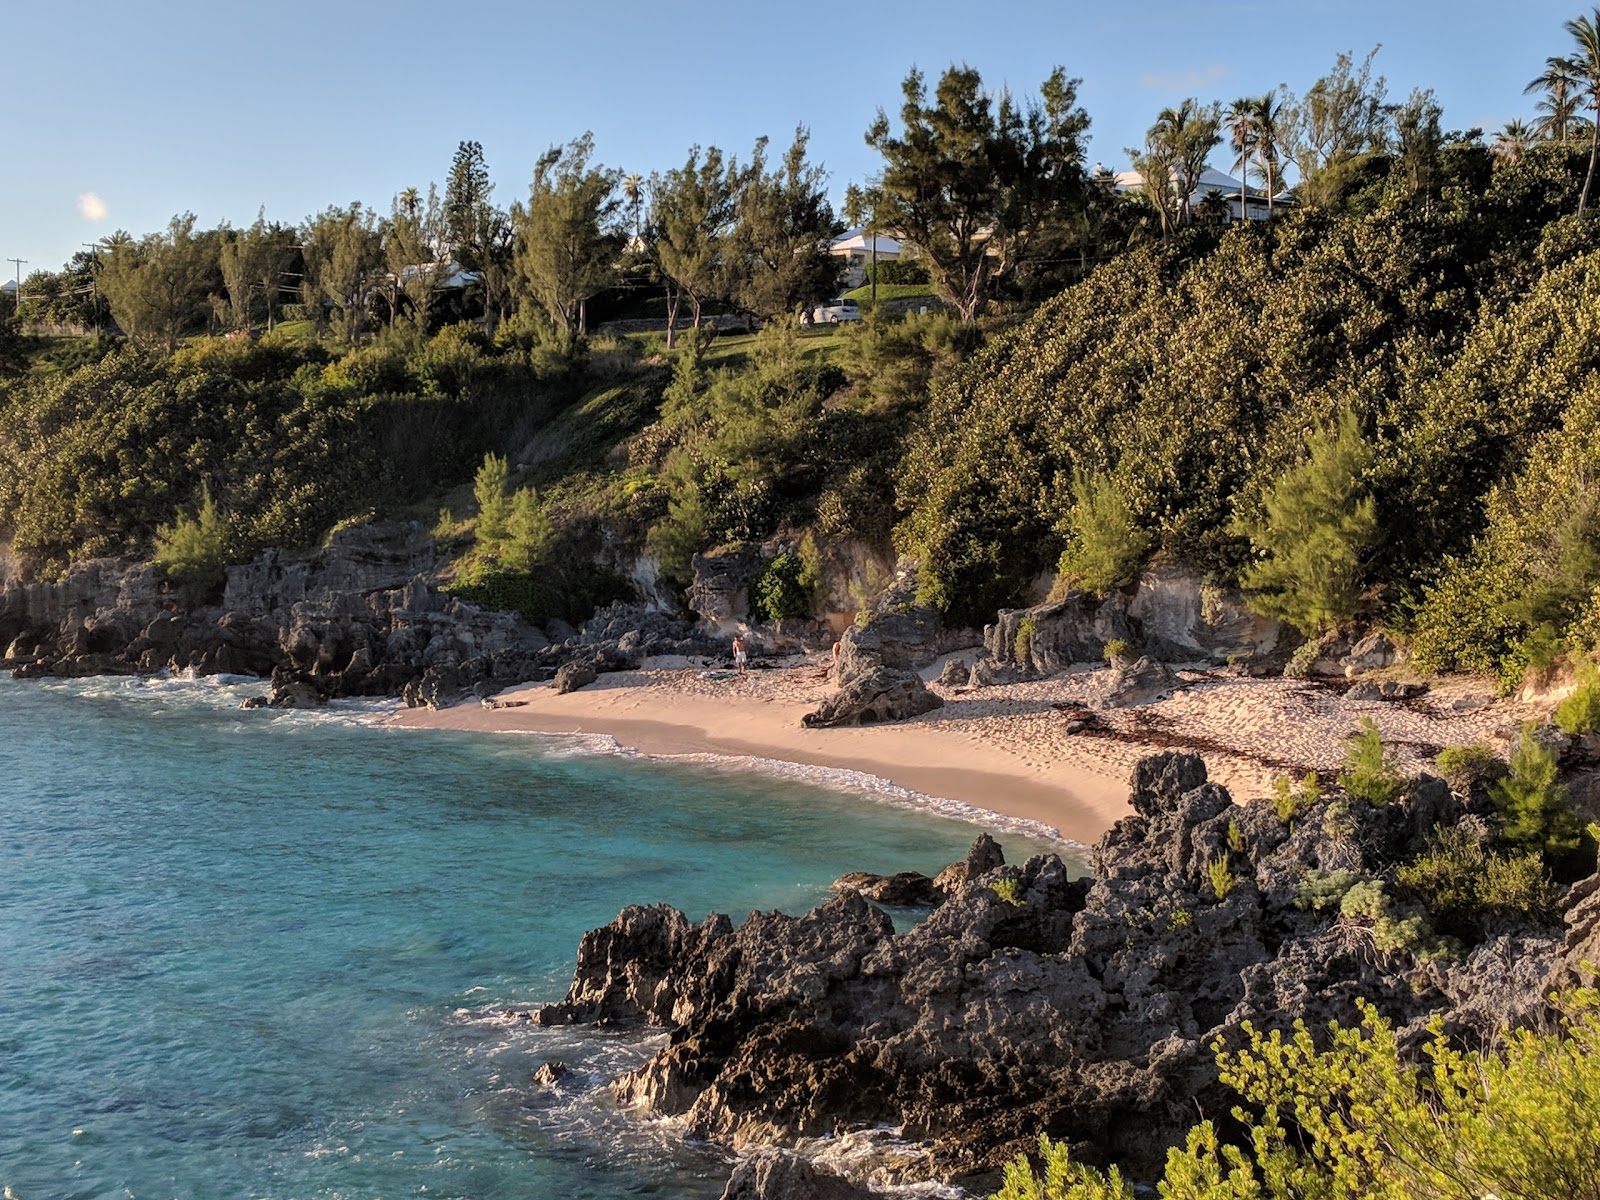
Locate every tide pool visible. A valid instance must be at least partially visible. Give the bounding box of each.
[0,674,1069,1198]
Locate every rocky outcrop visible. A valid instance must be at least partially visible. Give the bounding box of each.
[719,1149,874,1200]
[1092,655,1181,709]
[831,836,1005,907]
[801,666,943,728]
[988,556,1295,674]
[1,523,730,707]
[689,545,764,626]
[536,754,1578,1190]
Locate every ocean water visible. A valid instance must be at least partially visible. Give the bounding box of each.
[0,674,1069,1199]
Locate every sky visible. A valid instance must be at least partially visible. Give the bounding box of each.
[0,0,1584,280]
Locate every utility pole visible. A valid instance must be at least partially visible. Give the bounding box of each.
[7,257,26,307]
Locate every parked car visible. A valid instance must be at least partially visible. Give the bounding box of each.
[811,298,862,324]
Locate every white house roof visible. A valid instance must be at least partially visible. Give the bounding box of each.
[829,229,903,256]
[1113,165,1270,203]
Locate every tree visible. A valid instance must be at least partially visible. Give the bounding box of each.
[444,140,513,330]
[1234,409,1380,635]
[621,171,644,244]
[383,184,448,330]
[867,65,1090,322]
[647,145,741,347]
[725,127,842,321]
[1560,8,1600,215]
[1130,100,1222,235]
[97,213,216,350]
[1225,96,1259,219]
[301,203,382,343]
[1253,90,1288,214]
[1284,47,1391,201]
[1393,88,1445,205]
[1494,118,1536,161]
[1526,55,1584,144]
[513,132,626,351]
[218,212,295,332]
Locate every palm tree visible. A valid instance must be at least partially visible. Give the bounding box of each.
[1226,97,1258,221]
[1527,55,1582,143]
[1561,8,1600,215]
[398,186,421,218]
[621,172,644,244]
[1494,119,1535,161]
[1253,91,1286,216]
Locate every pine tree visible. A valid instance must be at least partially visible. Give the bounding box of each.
[1235,409,1379,635]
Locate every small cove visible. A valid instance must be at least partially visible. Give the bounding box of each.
[0,674,1069,1198]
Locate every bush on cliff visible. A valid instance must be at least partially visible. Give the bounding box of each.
[993,997,1600,1200]
[151,486,232,604]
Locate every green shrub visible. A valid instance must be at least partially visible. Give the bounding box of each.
[1103,638,1132,663]
[1435,742,1505,794]
[1492,722,1585,864]
[996,998,1600,1200]
[748,551,813,623]
[1226,819,1246,854]
[500,486,554,574]
[1554,656,1600,734]
[1234,408,1379,636]
[473,451,510,550]
[1014,616,1038,666]
[1296,868,1366,913]
[1397,825,1560,940]
[1337,878,1453,960]
[1270,771,1322,824]
[1207,852,1238,900]
[990,877,1025,906]
[152,486,232,604]
[1339,716,1407,806]
[1055,469,1153,595]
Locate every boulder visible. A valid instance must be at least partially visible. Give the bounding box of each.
[987,593,1131,673]
[829,870,941,906]
[689,545,763,625]
[802,667,944,728]
[936,657,969,687]
[268,677,323,709]
[719,1149,874,1200]
[555,660,599,695]
[1092,656,1180,709]
[931,834,1006,896]
[1341,632,1399,677]
[532,1061,568,1088]
[966,656,1022,688]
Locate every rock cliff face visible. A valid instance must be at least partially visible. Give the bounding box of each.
[535,753,1580,1192]
[988,556,1296,672]
[0,523,720,706]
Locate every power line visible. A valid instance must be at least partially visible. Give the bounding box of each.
[6,257,26,305]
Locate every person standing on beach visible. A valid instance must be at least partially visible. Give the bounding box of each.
[732,635,748,676]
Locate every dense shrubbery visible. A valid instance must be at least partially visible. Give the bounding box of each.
[0,329,565,578]
[995,996,1600,1200]
[896,154,1600,644]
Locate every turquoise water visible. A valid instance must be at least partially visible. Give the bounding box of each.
[0,674,1065,1198]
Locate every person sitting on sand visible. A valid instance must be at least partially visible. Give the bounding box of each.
[732,635,748,676]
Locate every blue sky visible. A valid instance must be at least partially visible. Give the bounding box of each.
[0,0,1582,277]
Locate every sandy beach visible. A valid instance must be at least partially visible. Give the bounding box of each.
[392,652,1536,845]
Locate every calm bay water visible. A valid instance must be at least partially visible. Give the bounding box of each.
[0,674,1063,1199]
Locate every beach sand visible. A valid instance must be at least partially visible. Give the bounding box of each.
[393,654,1531,845]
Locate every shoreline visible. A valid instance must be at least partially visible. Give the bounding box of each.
[390,660,1129,845]
[390,654,1534,845]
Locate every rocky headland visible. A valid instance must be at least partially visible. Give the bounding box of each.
[528,751,1600,1198]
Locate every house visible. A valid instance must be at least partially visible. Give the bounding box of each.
[828,229,905,288]
[1112,165,1285,222]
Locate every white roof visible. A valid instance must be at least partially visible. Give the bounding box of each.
[1114,165,1270,203]
[830,229,903,256]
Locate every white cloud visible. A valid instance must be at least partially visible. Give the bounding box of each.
[77,192,108,222]
[1137,65,1230,92]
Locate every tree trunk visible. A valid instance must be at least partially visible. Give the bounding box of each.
[664,290,680,350]
[1583,113,1599,217]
